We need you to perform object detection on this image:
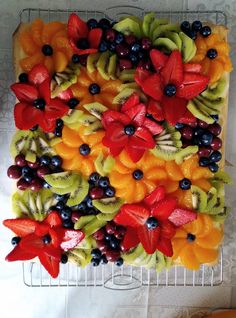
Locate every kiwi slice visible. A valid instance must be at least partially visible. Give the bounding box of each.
[113,18,142,38]
[84,121,103,135]
[206,187,218,212]
[10,130,28,158]
[95,153,115,177]
[152,24,180,40]
[212,171,233,185]
[164,31,182,50]
[78,113,98,126]
[208,196,225,215]
[83,102,108,120]
[201,76,228,100]
[107,54,118,80]
[87,52,101,73]
[153,37,178,53]
[12,192,29,217]
[96,211,118,221]
[187,100,215,124]
[74,215,96,230]
[119,82,139,91]
[156,251,166,272]
[196,95,224,110]
[83,218,107,236]
[194,98,219,115]
[92,197,123,214]
[118,69,135,82]
[179,31,196,62]
[191,185,208,212]
[97,51,110,80]
[213,206,231,223]
[149,18,169,40]
[76,237,96,250]
[113,88,138,104]
[67,177,89,207]
[164,256,173,270]
[142,12,156,37]
[62,110,84,125]
[67,249,92,267]
[122,244,143,263]
[44,171,78,189]
[175,145,199,164]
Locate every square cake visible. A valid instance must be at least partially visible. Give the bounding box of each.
[4,12,233,278]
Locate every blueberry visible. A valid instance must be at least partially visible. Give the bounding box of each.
[124,124,136,135]
[56,119,64,128]
[51,155,62,167]
[43,181,51,189]
[115,33,124,44]
[60,207,72,220]
[179,178,191,190]
[54,127,62,137]
[68,98,79,109]
[87,18,98,29]
[11,236,21,246]
[79,143,91,156]
[42,234,51,244]
[175,123,185,129]
[108,42,116,52]
[91,248,102,259]
[30,125,38,131]
[164,84,176,97]
[77,202,87,211]
[40,155,51,166]
[72,54,80,64]
[131,42,141,53]
[33,98,46,110]
[23,173,33,183]
[22,166,31,175]
[209,151,222,163]
[109,236,120,249]
[98,177,110,188]
[187,233,196,242]
[207,48,218,59]
[42,44,53,56]
[132,169,143,180]
[129,53,138,64]
[62,219,74,229]
[98,41,108,52]
[199,157,210,167]
[105,187,115,197]
[209,162,219,173]
[115,257,124,267]
[192,20,202,31]
[180,21,191,31]
[89,83,101,95]
[185,29,197,40]
[56,201,65,210]
[211,115,219,123]
[200,26,211,37]
[98,18,111,30]
[55,194,68,202]
[60,254,68,264]
[91,257,100,266]
[194,127,205,136]
[86,197,94,208]
[18,73,28,83]
[201,132,213,146]
[146,216,158,230]
[89,172,100,184]
[101,255,108,264]
[76,38,89,49]
[105,233,112,241]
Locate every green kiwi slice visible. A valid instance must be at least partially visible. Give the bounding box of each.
[92,197,123,214]
[191,185,208,212]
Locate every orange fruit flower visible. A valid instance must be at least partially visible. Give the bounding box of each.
[172,213,223,270]
[54,125,107,177]
[191,33,233,84]
[71,68,122,110]
[109,150,166,203]
[19,19,73,73]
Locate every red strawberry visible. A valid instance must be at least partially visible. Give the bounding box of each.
[147,99,164,121]
[162,96,188,126]
[168,208,197,227]
[156,237,173,257]
[19,233,44,254]
[44,211,62,227]
[184,63,202,73]
[144,186,166,207]
[5,245,36,261]
[161,50,183,86]
[11,84,38,103]
[121,93,140,112]
[152,198,177,220]
[137,225,160,254]
[121,227,139,251]
[3,219,38,237]
[38,252,60,278]
[88,28,103,49]
[150,49,168,71]
[134,68,151,86]
[28,63,49,85]
[58,229,85,251]
[115,204,149,227]
[177,73,210,100]
[141,74,163,101]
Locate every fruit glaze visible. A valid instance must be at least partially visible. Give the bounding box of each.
[4,12,233,278]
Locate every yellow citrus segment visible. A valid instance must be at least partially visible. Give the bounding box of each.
[166,161,184,180]
[179,244,200,270]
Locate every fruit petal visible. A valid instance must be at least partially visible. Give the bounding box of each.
[57,229,85,251]
[114,204,150,227]
[14,102,42,130]
[3,218,38,237]
[28,64,50,85]
[121,93,140,112]
[144,186,166,207]
[141,73,163,101]
[38,252,60,278]
[102,110,130,128]
[126,145,146,163]
[177,72,209,100]
[19,233,44,254]
[68,13,88,42]
[142,117,163,135]
[138,225,161,254]
[168,208,197,227]
[156,237,173,257]
[44,98,69,120]
[147,98,164,121]
[162,96,187,126]
[44,211,62,227]
[88,28,103,49]
[183,63,202,73]
[11,83,38,103]
[161,50,184,86]
[124,103,146,126]
[132,126,155,149]
[150,49,168,71]
[152,198,177,220]
[121,227,139,250]
[5,245,36,261]
[134,67,151,86]
[38,78,51,104]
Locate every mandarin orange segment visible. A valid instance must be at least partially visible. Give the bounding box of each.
[81,159,95,177]
[196,227,223,248]
[95,71,109,86]
[142,179,156,193]
[119,151,137,169]
[174,229,188,239]
[44,56,54,74]
[214,41,230,54]
[54,142,78,159]
[109,172,131,188]
[183,214,204,235]
[163,180,179,193]
[41,21,65,44]
[179,244,200,270]
[198,214,214,237]
[208,59,224,84]
[20,52,44,72]
[77,70,93,87]
[101,80,121,94]
[191,167,213,181]
[194,245,219,263]
[134,182,147,202]
[172,238,187,260]
[53,51,68,73]
[193,179,212,192]
[76,95,94,108]
[204,34,219,47]
[31,18,44,46]
[86,130,105,145]
[71,86,88,99]
[62,156,81,171]
[191,52,205,63]
[165,161,184,181]
[94,93,116,109]
[114,160,131,174]
[51,36,73,59]
[181,189,193,209]
[180,155,198,179]
[195,36,207,51]
[140,153,165,168]
[201,58,211,75]
[145,167,167,181]
[19,30,39,55]
[62,126,83,147]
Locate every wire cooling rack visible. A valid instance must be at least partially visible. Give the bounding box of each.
[18,7,227,289]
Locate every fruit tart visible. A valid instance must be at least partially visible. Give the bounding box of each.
[4,12,233,278]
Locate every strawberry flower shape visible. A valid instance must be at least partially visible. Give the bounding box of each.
[3,212,84,278]
[11,64,69,132]
[68,13,103,55]
[102,94,163,162]
[135,50,210,126]
[114,186,197,256]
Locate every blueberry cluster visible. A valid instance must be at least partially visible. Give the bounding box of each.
[7,154,63,191]
[176,117,222,172]
[91,221,126,266]
[180,20,211,40]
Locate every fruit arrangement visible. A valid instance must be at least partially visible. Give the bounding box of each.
[4,12,233,278]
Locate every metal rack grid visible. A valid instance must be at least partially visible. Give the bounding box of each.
[19,7,227,289]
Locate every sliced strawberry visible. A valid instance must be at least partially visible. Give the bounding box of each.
[168,208,197,227]
[38,252,60,278]
[176,73,209,100]
[115,204,149,227]
[152,198,177,221]
[160,220,176,239]
[68,13,88,42]
[39,117,57,133]
[121,93,140,112]
[126,145,146,163]
[144,186,166,207]
[44,98,69,120]
[184,63,202,73]
[134,68,151,86]
[44,211,62,227]
[11,83,38,103]
[14,103,42,130]
[28,64,49,85]
[161,50,184,86]
[43,246,62,259]
[6,245,36,261]
[124,103,146,126]
[138,225,161,254]
[102,110,129,128]
[156,237,173,257]
[142,117,163,135]
[58,229,85,251]
[178,108,197,124]
[57,88,73,101]
[38,78,50,104]
[34,223,50,236]
[121,227,139,251]
[162,96,188,126]
[103,122,128,146]
[150,49,168,71]
[19,233,44,254]
[49,228,61,248]
[147,99,164,121]
[141,74,163,101]
[3,218,38,237]
[132,127,155,149]
[88,28,103,49]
